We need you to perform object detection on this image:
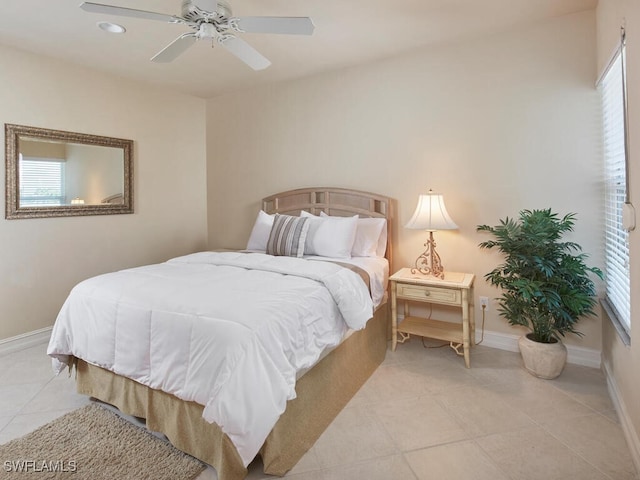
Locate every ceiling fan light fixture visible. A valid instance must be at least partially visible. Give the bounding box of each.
[197,23,218,39]
[97,21,126,34]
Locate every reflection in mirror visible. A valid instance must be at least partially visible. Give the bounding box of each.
[5,124,133,219]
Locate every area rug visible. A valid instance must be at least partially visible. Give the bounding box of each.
[0,403,206,479]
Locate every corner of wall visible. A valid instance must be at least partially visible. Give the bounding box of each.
[603,358,640,474]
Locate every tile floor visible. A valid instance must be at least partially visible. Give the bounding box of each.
[0,340,638,480]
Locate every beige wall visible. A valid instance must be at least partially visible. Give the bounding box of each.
[597,0,640,468]
[0,44,208,340]
[207,11,603,350]
[19,139,66,159]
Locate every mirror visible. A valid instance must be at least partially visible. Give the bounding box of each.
[5,124,133,219]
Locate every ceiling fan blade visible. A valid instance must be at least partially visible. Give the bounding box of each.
[151,34,197,63]
[80,2,179,23]
[234,16,315,35]
[219,36,271,70]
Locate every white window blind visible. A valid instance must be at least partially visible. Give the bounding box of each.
[600,46,631,334]
[19,155,66,206]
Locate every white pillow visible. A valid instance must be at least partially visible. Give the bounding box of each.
[300,211,358,258]
[246,210,274,251]
[320,212,387,257]
[376,221,388,258]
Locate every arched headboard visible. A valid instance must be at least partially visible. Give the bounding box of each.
[262,187,396,270]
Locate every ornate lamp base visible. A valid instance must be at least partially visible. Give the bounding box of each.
[411,231,445,279]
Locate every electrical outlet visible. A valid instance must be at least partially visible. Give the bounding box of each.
[479,296,489,311]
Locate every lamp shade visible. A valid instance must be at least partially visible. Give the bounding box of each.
[405,192,458,231]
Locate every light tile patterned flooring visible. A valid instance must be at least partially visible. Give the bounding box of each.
[1,340,638,480]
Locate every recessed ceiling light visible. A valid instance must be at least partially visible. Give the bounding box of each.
[97,21,126,34]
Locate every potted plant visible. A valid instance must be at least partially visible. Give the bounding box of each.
[477,209,603,379]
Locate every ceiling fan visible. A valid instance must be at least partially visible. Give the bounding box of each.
[79,0,315,70]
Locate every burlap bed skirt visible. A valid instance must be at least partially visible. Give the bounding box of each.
[75,302,388,480]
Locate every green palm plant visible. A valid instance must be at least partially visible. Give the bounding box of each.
[477,209,603,344]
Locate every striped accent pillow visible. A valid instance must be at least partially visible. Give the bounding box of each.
[266,214,310,257]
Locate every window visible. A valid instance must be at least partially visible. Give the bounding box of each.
[19,154,66,206]
[599,37,631,338]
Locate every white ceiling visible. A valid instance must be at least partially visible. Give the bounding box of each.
[0,0,597,98]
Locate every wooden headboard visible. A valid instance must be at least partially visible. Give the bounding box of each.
[262,187,395,269]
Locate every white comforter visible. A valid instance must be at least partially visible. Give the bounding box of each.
[47,252,374,466]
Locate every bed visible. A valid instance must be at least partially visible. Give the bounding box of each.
[48,187,395,480]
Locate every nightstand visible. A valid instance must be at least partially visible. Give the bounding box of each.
[390,268,475,367]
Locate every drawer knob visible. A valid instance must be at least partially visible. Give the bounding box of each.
[424,291,430,296]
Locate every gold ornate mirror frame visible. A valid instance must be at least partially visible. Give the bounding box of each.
[5,124,133,219]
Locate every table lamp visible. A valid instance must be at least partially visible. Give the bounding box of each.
[405,189,458,279]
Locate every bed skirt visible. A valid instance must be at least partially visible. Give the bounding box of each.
[75,302,389,480]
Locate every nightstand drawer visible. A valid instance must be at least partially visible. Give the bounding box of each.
[396,283,461,306]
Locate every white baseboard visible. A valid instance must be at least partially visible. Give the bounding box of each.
[0,327,52,356]
[474,329,602,368]
[603,360,640,474]
[474,330,520,353]
[565,344,603,369]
